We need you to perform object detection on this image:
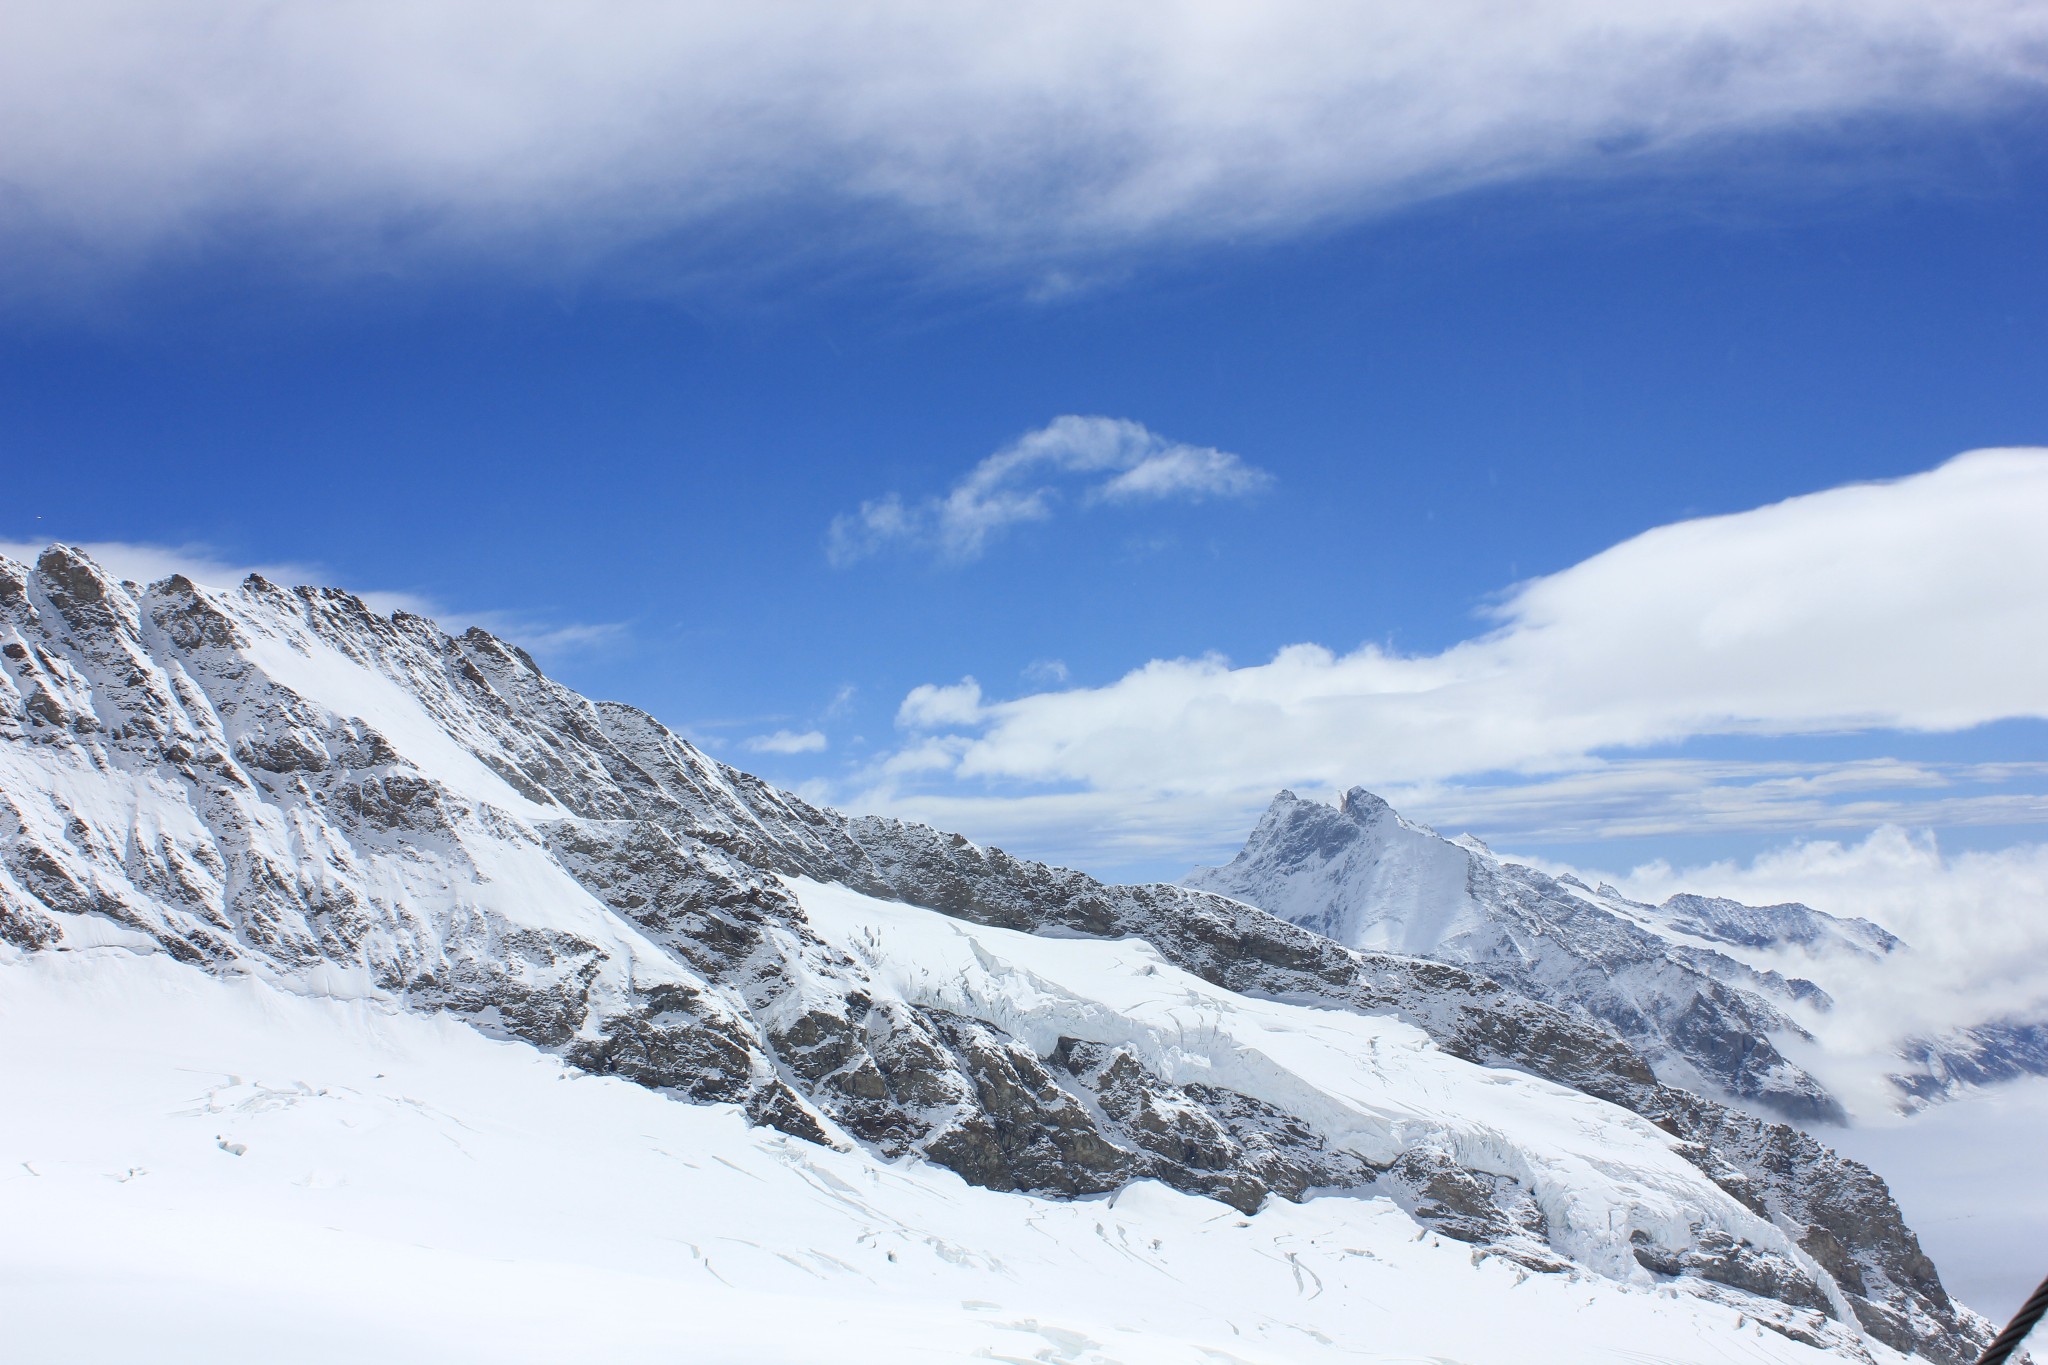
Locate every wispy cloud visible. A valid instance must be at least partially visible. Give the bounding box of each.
[829,416,1270,565]
[4,3,2045,287]
[0,537,625,664]
[1024,659,1070,686]
[849,448,2048,868]
[742,728,829,755]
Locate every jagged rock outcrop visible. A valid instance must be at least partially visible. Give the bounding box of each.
[0,546,1999,1363]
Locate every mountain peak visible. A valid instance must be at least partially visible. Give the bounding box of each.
[35,543,116,607]
[1338,785,1393,820]
[1185,781,1957,1126]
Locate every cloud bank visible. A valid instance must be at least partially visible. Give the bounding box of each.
[1588,827,2048,980]
[1542,827,2048,1114]
[829,416,1269,565]
[4,1,2045,279]
[859,449,2048,863]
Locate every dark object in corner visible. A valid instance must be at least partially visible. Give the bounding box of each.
[1977,1272,2048,1365]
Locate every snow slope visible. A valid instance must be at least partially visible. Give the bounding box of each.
[2,938,1909,1365]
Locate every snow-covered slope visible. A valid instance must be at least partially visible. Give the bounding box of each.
[1183,788,2048,1122]
[0,945,1940,1365]
[0,546,2000,1363]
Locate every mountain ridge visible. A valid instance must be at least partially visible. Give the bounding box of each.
[0,545,2002,1363]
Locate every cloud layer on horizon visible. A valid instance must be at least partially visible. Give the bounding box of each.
[1535,826,2048,1111]
[854,448,2048,865]
[4,1,2045,283]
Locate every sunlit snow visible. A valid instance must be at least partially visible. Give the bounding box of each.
[3,933,1894,1365]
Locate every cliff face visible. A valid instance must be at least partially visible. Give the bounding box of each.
[0,546,1996,1363]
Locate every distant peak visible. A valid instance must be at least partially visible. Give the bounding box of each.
[1338,786,1391,820]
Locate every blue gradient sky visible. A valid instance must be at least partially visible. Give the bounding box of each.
[4,9,2047,882]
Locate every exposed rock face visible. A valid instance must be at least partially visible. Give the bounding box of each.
[1893,1017,2048,1103]
[1658,892,1901,957]
[1053,1037,1380,1213]
[835,814,1988,1362]
[0,546,1997,1364]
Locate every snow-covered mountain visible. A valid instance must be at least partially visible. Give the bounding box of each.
[0,546,2004,1364]
[1184,787,2048,1123]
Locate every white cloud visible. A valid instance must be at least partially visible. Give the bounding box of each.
[875,735,976,778]
[0,537,623,663]
[897,678,985,731]
[13,1,2041,284]
[742,729,829,755]
[829,416,1269,565]
[1579,828,2048,971]
[853,449,2048,862]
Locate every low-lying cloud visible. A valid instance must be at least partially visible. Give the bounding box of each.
[860,448,2048,866]
[1538,827,2048,1112]
[829,417,1269,566]
[5,2,2045,283]
[1582,827,2048,976]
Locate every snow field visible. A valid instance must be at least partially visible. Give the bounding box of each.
[3,934,1890,1363]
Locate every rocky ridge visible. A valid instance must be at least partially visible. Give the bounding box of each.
[0,546,2001,1364]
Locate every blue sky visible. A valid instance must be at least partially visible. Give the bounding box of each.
[3,1,2047,887]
